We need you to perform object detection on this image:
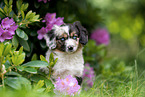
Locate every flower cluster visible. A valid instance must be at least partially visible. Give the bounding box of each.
[0,17,18,42]
[38,0,50,3]
[90,28,110,46]
[82,63,95,90]
[37,13,64,40]
[54,75,80,96]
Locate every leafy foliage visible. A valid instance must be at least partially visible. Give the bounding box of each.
[0,0,40,51]
[0,42,55,93]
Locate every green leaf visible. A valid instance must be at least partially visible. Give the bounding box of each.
[0,8,4,14]
[16,53,25,65]
[5,71,22,77]
[44,85,52,93]
[25,10,32,19]
[30,75,44,82]
[4,60,11,69]
[18,38,30,51]
[18,77,32,90]
[16,0,22,11]
[4,0,8,6]
[19,46,23,54]
[5,77,31,90]
[31,53,38,61]
[12,53,17,65]
[12,52,25,66]
[44,79,54,88]
[16,28,25,39]
[12,35,19,48]
[16,66,24,71]
[9,0,13,5]
[0,43,4,57]
[8,5,12,15]
[21,10,25,19]
[30,15,40,22]
[16,28,28,40]
[22,61,49,67]
[3,43,12,56]
[4,6,8,14]
[50,62,54,67]
[5,77,21,90]
[54,58,58,65]
[30,75,53,87]
[20,4,24,11]
[40,55,47,62]
[24,67,37,74]
[33,80,44,90]
[49,53,54,62]
[24,3,29,11]
[23,34,28,40]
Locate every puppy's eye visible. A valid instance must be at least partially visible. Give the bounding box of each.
[60,37,65,41]
[72,36,77,40]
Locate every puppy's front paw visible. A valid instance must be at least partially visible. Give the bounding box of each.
[39,67,49,74]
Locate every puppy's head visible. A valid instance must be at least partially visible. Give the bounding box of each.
[44,21,88,53]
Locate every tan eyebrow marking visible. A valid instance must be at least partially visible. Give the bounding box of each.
[63,34,68,38]
[58,33,68,39]
[70,31,77,37]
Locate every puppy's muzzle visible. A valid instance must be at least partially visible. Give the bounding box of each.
[67,45,74,52]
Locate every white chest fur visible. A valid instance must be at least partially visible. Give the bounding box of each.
[46,49,84,79]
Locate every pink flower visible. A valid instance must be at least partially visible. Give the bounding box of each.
[1,17,15,29]
[90,28,110,46]
[37,27,48,40]
[37,13,64,40]
[54,17,64,26]
[44,13,56,25]
[7,25,18,35]
[54,75,80,96]
[83,63,95,88]
[0,17,18,42]
[44,13,64,31]
[0,29,13,42]
[38,0,50,3]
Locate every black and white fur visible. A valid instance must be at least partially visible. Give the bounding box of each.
[43,21,88,84]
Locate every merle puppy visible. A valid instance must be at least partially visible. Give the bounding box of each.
[43,21,88,85]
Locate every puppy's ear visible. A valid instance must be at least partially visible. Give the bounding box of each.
[73,21,88,45]
[44,30,56,50]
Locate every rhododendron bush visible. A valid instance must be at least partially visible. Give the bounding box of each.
[0,0,135,96]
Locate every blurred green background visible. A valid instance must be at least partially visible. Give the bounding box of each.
[86,0,145,72]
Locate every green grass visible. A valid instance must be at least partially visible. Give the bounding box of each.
[80,78,145,97]
[1,62,145,97]
[80,63,145,97]
[0,78,145,97]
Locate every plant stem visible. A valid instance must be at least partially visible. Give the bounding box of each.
[0,57,2,87]
[1,74,5,88]
[0,57,5,88]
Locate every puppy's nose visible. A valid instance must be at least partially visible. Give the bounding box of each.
[68,46,73,51]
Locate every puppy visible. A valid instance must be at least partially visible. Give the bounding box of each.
[44,21,88,85]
